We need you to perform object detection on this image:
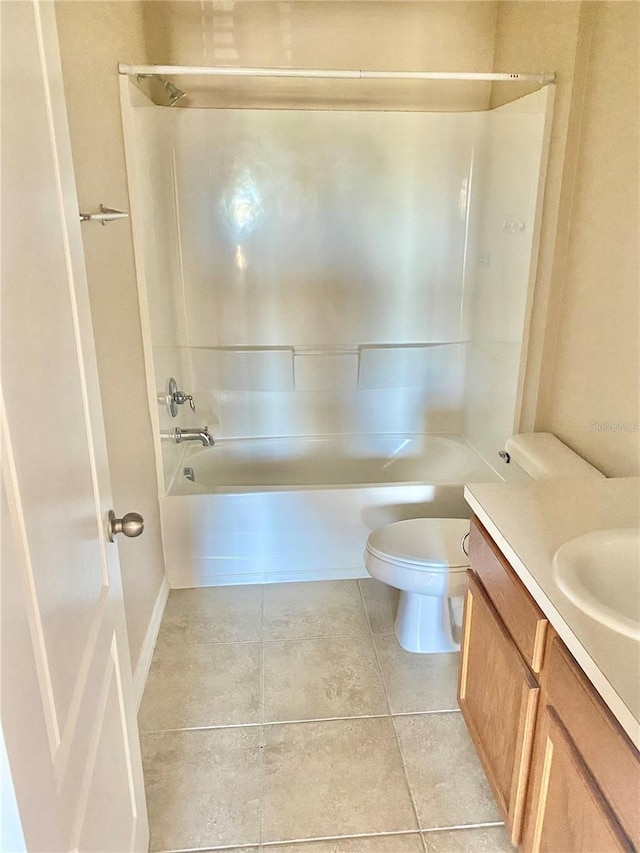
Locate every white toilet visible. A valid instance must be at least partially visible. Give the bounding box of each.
[364,433,605,654]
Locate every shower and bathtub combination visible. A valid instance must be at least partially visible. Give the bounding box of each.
[120,66,554,590]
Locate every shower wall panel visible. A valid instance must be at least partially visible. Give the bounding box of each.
[171,109,476,348]
[127,91,550,466]
[463,88,552,460]
[130,105,193,486]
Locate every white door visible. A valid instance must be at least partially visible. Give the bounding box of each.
[1,2,149,851]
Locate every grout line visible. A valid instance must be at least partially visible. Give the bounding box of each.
[421,821,506,833]
[359,582,425,841]
[154,828,425,852]
[380,696,425,840]
[356,582,392,715]
[264,713,391,727]
[140,722,262,735]
[139,708,463,736]
[260,585,266,728]
[357,578,376,636]
[155,638,264,650]
[259,584,265,847]
[156,631,388,650]
[262,631,372,643]
[261,828,423,847]
[154,845,258,853]
[153,823,508,852]
[392,708,461,717]
[262,631,383,644]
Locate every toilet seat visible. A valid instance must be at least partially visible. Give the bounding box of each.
[365,518,470,572]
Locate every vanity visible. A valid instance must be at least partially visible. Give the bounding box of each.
[460,477,640,852]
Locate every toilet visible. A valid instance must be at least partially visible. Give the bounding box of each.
[364,433,605,654]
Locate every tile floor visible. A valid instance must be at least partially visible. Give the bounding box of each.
[139,579,513,853]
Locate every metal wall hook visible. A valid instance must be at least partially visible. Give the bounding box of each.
[79,204,129,225]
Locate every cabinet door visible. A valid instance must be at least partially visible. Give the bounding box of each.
[458,570,540,845]
[523,706,633,852]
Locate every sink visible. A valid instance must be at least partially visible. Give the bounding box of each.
[552,529,640,640]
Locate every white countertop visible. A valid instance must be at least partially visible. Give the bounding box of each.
[464,477,640,750]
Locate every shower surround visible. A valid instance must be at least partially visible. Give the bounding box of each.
[121,78,552,586]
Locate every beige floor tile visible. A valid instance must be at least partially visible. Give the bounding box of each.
[139,642,262,731]
[262,718,417,842]
[264,833,424,852]
[358,578,400,634]
[156,585,263,646]
[263,637,388,722]
[394,714,501,829]
[373,636,460,714]
[263,581,370,640]
[422,826,513,851]
[142,727,261,851]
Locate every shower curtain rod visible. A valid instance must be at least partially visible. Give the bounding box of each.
[119,64,555,84]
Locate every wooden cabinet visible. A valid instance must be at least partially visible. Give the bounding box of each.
[524,705,633,852]
[522,637,639,852]
[461,516,640,853]
[459,570,539,845]
[468,516,547,673]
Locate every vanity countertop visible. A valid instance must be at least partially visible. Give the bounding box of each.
[464,476,640,750]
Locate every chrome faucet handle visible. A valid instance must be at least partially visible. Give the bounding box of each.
[166,377,196,416]
[174,390,196,412]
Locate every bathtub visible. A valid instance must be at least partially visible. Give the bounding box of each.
[159,433,502,588]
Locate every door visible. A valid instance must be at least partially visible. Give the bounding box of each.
[1,2,148,851]
[523,707,633,852]
[458,570,540,846]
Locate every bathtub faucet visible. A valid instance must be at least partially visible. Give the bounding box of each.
[167,427,215,447]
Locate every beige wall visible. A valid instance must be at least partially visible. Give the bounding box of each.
[55,2,167,676]
[492,1,639,476]
[143,0,497,71]
[538,2,639,476]
[142,1,498,110]
[490,1,591,435]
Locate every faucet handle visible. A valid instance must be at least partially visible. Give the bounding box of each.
[166,377,196,416]
[175,391,196,412]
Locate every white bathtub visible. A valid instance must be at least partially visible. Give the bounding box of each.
[160,433,502,587]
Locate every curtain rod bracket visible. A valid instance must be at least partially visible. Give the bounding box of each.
[79,204,129,225]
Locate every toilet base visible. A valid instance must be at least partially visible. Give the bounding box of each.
[394,590,460,654]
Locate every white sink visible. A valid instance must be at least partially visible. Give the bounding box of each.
[552,529,640,640]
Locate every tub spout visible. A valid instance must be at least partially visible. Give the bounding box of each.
[166,427,215,447]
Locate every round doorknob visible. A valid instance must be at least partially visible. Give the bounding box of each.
[107,510,144,542]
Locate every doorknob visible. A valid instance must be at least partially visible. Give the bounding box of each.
[107,510,144,542]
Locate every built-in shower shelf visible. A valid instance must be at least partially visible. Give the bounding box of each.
[186,342,467,393]
[189,346,295,392]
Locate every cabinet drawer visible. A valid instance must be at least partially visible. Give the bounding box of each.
[459,570,540,845]
[470,516,547,672]
[545,638,640,847]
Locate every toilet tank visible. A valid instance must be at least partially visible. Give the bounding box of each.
[499,433,605,482]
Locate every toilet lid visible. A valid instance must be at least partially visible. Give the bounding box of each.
[366,518,470,571]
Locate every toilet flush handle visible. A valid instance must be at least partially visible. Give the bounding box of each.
[461,531,470,557]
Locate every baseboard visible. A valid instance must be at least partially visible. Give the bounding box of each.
[133,574,170,709]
